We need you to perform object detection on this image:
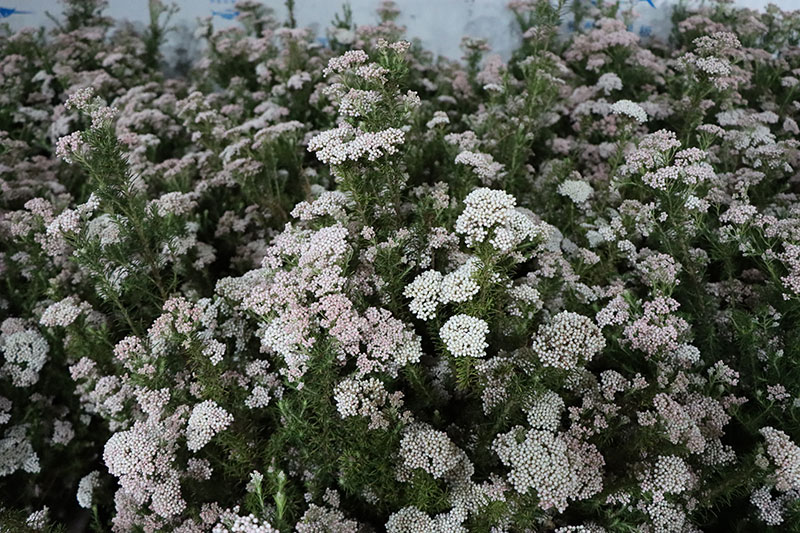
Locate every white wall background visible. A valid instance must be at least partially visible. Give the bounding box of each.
[1,0,795,60]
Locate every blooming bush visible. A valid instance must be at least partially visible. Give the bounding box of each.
[2,0,800,531]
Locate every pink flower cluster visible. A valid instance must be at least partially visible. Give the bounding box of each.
[2,0,800,531]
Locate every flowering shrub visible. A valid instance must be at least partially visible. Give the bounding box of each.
[2,0,800,531]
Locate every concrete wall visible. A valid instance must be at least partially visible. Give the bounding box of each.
[1,0,795,60]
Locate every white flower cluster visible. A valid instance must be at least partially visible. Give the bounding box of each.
[308,124,405,165]
[186,457,213,480]
[645,501,688,533]
[399,425,472,481]
[493,427,603,512]
[355,63,389,82]
[455,188,516,246]
[610,99,648,124]
[426,111,450,129]
[86,214,122,248]
[103,412,191,517]
[0,425,40,476]
[385,507,439,533]
[454,150,506,185]
[439,258,482,304]
[525,390,565,431]
[40,296,89,327]
[377,38,411,54]
[259,317,309,381]
[554,526,607,533]
[287,71,311,90]
[186,400,234,452]
[507,284,542,318]
[290,190,352,221]
[333,377,400,430]
[531,311,605,370]
[557,179,593,204]
[296,504,360,533]
[65,86,95,112]
[760,426,800,493]
[404,258,486,321]
[0,397,10,425]
[455,188,542,252]
[323,49,369,76]
[77,470,100,508]
[555,526,606,533]
[26,507,49,530]
[439,314,489,358]
[595,72,623,95]
[151,191,199,217]
[652,393,706,454]
[338,88,382,118]
[694,56,731,77]
[1,328,49,387]
[444,130,479,150]
[203,339,226,366]
[677,33,741,90]
[212,508,280,533]
[405,91,422,110]
[750,485,793,526]
[404,270,444,321]
[52,419,75,445]
[385,506,469,533]
[641,455,693,497]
